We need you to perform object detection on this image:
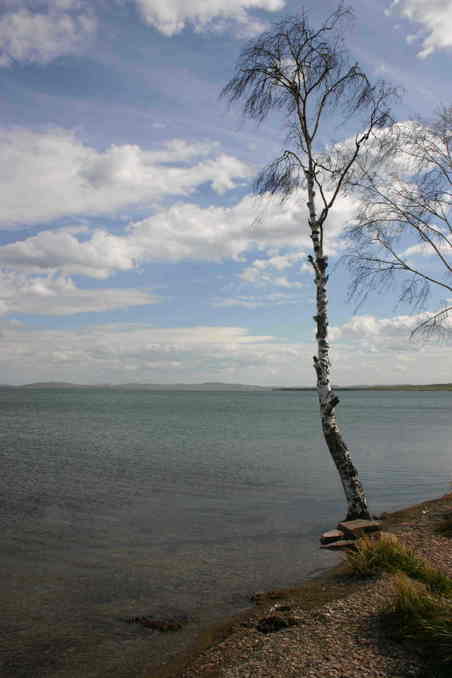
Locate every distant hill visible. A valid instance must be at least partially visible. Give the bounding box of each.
[9,381,452,391]
[111,382,270,391]
[22,381,85,389]
[19,381,271,391]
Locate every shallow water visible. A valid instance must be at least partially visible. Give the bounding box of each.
[1,388,450,677]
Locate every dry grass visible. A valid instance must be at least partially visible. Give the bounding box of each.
[346,535,452,678]
[346,536,452,595]
[436,514,452,538]
[384,574,452,678]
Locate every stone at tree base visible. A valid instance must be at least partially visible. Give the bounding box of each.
[337,519,382,539]
[397,522,417,528]
[320,529,346,545]
[320,539,357,551]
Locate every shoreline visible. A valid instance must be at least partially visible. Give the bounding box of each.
[154,490,452,678]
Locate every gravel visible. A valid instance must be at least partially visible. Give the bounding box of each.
[178,495,452,678]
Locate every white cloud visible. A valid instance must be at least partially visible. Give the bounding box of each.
[240,252,306,287]
[0,270,157,316]
[128,190,355,263]
[326,312,452,385]
[403,241,452,258]
[0,188,358,280]
[0,323,313,385]
[212,291,299,308]
[386,0,452,57]
[0,129,252,228]
[0,1,96,67]
[330,312,452,351]
[0,314,450,385]
[0,226,136,279]
[134,0,284,37]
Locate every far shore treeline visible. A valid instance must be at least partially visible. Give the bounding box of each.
[2,382,451,391]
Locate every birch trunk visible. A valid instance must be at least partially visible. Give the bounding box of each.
[307,172,370,521]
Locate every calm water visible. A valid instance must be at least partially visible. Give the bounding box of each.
[1,388,451,677]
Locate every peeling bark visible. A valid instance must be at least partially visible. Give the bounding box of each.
[307,172,370,521]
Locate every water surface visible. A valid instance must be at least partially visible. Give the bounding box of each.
[1,388,450,677]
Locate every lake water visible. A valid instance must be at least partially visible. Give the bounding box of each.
[1,388,451,677]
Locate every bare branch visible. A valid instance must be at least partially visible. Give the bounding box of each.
[222,5,398,520]
[411,305,452,340]
[347,107,452,336]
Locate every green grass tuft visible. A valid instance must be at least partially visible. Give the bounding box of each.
[346,536,421,576]
[384,574,452,677]
[346,536,452,595]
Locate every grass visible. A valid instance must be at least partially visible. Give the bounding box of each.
[346,536,452,677]
[436,514,452,538]
[345,536,452,595]
[384,574,452,677]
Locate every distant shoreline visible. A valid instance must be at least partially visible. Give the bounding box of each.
[275,384,452,392]
[2,381,452,391]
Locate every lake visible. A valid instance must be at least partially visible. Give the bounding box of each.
[1,388,450,677]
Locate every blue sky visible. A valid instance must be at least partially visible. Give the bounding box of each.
[0,0,450,385]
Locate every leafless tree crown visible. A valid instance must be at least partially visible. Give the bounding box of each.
[222,5,396,220]
[346,105,452,338]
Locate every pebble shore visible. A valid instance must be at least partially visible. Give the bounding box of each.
[161,492,452,678]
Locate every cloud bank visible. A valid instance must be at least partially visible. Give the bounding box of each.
[387,0,452,57]
[0,270,157,317]
[0,190,355,280]
[0,1,96,66]
[0,313,449,385]
[0,129,252,228]
[0,0,287,68]
[134,0,285,37]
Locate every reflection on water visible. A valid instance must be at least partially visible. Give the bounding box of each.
[1,388,451,677]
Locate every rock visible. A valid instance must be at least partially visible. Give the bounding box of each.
[397,522,416,528]
[250,590,284,604]
[320,529,345,545]
[256,615,300,634]
[320,539,357,551]
[124,615,188,632]
[337,519,382,539]
[250,591,266,603]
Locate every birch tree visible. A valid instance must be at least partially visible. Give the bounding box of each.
[222,6,396,520]
[347,106,452,338]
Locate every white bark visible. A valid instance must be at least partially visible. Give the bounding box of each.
[307,171,370,521]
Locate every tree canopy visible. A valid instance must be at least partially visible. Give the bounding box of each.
[347,106,451,338]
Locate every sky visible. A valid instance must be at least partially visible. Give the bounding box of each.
[0,0,451,386]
